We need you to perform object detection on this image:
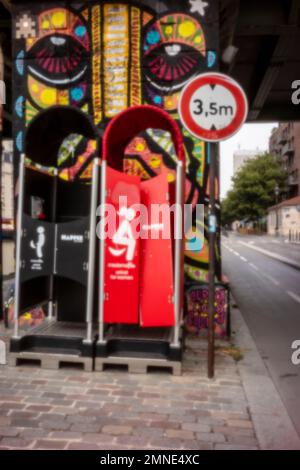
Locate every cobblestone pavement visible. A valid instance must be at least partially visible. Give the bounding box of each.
[0,337,259,451]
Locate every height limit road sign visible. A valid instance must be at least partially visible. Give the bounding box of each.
[178,72,248,379]
[178,72,248,142]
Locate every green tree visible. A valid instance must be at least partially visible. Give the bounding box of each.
[221,153,286,226]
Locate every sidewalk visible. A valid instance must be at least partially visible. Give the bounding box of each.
[0,306,299,450]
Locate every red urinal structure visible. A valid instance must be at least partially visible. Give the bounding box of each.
[98,105,185,341]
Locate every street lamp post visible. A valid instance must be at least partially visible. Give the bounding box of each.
[274,184,280,237]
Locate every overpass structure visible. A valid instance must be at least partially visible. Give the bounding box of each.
[0,0,299,133]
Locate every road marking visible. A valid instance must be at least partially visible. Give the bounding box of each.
[222,244,246,262]
[249,263,259,271]
[263,273,280,286]
[222,244,231,252]
[287,291,300,304]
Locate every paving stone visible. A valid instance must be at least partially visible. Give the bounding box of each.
[196,432,226,443]
[10,418,38,428]
[0,426,21,437]
[66,415,97,424]
[20,428,50,439]
[225,435,258,446]
[67,442,101,450]
[215,444,259,450]
[34,439,68,450]
[10,411,39,420]
[213,426,255,437]
[149,420,180,430]
[116,435,150,447]
[227,419,254,429]
[0,403,26,411]
[70,423,101,433]
[132,426,164,438]
[102,425,133,436]
[164,429,195,440]
[168,414,197,423]
[50,431,83,440]
[149,437,184,449]
[1,437,31,448]
[80,433,113,444]
[182,423,212,433]
[42,392,66,399]
[40,419,70,431]
[25,405,53,413]
[23,397,52,405]
[180,440,213,450]
[0,416,11,426]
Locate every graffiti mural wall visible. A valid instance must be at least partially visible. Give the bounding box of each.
[12,0,220,282]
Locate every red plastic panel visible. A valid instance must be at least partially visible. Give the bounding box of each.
[103,167,140,324]
[139,172,175,327]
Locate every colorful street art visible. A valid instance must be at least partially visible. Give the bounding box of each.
[12,0,220,282]
[185,283,230,337]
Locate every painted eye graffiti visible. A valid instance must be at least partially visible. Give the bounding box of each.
[144,43,205,89]
[27,34,88,86]
[143,15,206,94]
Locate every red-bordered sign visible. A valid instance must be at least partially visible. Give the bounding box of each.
[178,73,248,142]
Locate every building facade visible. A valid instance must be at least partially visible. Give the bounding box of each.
[233,149,264,176]
[269,123,300,199]
[268,196,300,238]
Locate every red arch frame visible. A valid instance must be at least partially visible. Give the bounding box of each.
[102,105,185,172]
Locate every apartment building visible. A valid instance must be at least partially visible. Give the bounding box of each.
[233,149,264,176]
[269,123,300,199]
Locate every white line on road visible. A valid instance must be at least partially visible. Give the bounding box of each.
[240,256,248,262]
[222,244,233,253]
[287,291,300,304]
[262,273,280,286]
[249,263,259,271]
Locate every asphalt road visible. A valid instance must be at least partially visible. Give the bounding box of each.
[222,233,300,437]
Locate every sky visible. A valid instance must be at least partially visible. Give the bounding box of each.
[220,123,277,199]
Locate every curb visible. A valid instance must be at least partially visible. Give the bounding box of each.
[238,241,300,271]
[231,300,300,450]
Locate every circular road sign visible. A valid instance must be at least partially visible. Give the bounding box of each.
[178,72,248,142]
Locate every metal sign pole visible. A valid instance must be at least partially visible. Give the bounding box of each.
[208,142,217,379]
[178,72,248,379]
[48,168,58,320]
[98,159,107,345]
[85,158,99,343]
[13,154,26,339]
[172,160,184,348]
